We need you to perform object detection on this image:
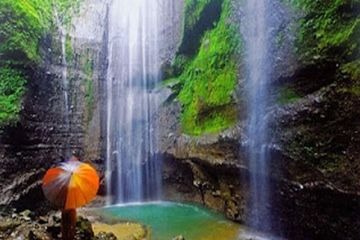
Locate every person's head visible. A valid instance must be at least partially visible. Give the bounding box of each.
[71,150,81,159]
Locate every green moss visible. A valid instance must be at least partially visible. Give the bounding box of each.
[54,0,83,27]
[85,78,95,119]
[293,0,360,65]
[184,0,212,30]
[65,34,74,63]
[172,55,193,79]
[0,0,82,126]
[0,0,81,64]
[0,67,26,126]
[291,0,360,105]
[341,59,360,81]
[340,59,360,96]
[179,0,223,56]
[0,1,41,125]
[83,57,95,122]
[283,0,360,173]
[176,0,241,135]
[277,87,301,105]
[0,0,52,63]
[348,86,360,96]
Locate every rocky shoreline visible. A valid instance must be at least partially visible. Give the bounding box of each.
[0,0,359,239]
[0,208,148,240]
[0,206,195,240]
[0,209,111,240]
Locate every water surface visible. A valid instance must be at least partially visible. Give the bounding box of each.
[103,202,243,240]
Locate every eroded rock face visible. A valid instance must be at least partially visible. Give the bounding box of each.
[157,77,360,239]
[158,100,247,222]
[157,0,360,239]
[159,95,360,239]
[0,0,184,210]
[0,0,358,239]
[0,0,109,210]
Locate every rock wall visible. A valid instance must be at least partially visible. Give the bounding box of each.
[0,0,184,210]
[159,101,360,239]
[0,0,109,210]
[0,0,358,239]
[158,0,360,239]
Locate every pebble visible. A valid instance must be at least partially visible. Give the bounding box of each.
[173,235,185,240]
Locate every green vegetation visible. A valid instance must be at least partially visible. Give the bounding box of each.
[178,0,223,56]
[169,0,241,135]
[277,87,301,105]
[0,68,26,126]
[54,0,83,27]
[184,0,212,30]
[346,85,360,96]
[341,59,360,80]
[0,0,52,63]
[284,0,360,172]
[289,0,360,100]
[0,0,51,125]
[65,34,74,63]
[0,0,81,126]
[340,60,360,96]
[293,0,359,65]
[83,57,95,122]
[291,0,360,100]
[0,0,81,64]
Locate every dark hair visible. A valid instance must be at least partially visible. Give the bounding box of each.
[71,149,81,158]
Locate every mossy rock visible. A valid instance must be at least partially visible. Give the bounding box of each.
[166,0,241,136]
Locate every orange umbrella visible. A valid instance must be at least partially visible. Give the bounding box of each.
[42,158,99,209]
[42,158,99,240]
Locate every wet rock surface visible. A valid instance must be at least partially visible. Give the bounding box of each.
[0,0,109,211]
[156,0,360,239]
[158,84,360,239]
[0,210,117,240]
[158,80,360,239]
[0,0,358,240]
[0,0,184,212]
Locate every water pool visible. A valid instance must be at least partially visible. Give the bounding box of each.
[102,202,265,240]
[102,202,273,240]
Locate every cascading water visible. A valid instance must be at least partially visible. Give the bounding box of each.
[54,8,71,158]
[241,0,279,230]
[105,0,163,203]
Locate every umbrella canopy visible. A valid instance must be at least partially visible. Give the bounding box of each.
[42,159,99,209]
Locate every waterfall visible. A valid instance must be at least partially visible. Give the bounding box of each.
[54,8,71,158]
[241,0,279,230]
[105,0,163,203]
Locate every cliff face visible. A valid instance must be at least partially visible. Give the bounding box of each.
[159,0,360,239]
[159,97,360,239]
[0,0,358,239]
[0,0,184,210]
[0,0,108,210]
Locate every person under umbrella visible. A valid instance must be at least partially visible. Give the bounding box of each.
[42,156,99,240]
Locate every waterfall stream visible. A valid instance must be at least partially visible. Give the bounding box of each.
[241,0,279,230]
[105,0,163,203]
[54,8,71,158]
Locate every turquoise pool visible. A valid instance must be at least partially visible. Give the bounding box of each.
[102,202,268,240]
